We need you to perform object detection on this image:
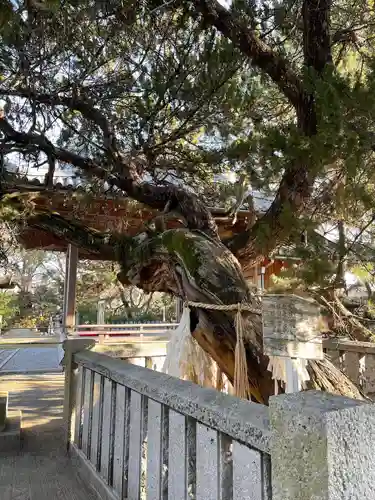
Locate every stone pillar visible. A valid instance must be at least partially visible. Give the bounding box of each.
[63,244,78,335]
[270,391,375,500]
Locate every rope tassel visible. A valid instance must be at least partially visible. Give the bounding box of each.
[165,301,259,400]
[184,300,256,400]
[234,304,251,399]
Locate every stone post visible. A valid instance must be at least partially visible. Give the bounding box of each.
[269,390,375,500]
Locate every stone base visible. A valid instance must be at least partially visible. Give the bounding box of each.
[0,410,22,452]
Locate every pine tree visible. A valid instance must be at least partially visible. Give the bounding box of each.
[1,0,374,401]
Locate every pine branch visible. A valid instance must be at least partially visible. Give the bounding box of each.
[222,0,333,264]
[0,115,218,238]
[191,0,308,109]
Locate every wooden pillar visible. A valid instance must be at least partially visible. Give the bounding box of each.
[63,244,78,335]
[62,251,69,335]
[253,264,259,288]
[97,300,106,325]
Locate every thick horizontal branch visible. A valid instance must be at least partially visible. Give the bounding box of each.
[116,226,273,401]
[0,116,218,238]
[26,212,117,260]
[0,187,117,259]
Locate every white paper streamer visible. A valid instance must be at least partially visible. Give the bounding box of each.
[267,356,310,394]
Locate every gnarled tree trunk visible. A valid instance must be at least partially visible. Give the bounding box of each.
[115,227,364,403]
[0,186,363,404]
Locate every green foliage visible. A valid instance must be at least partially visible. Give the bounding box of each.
[1,0,375,297]
[0,243,175,327]
[351,264,374,284]
[0,291,18,327]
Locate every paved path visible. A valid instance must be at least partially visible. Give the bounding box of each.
[0,374,99,500]
[0,329,63,374]
[2,329,40,339]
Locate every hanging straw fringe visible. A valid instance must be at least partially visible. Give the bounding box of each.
[183,300,255,399]
[169,299,311,399]
[162,307,219,388]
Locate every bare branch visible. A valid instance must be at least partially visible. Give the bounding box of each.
[0,88,118,153]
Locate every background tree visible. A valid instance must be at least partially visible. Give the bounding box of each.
[31,252,175,324]
[1,0,374,401]
[0,244,50,327]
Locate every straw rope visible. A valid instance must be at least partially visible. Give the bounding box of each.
[184,300,257,399]
[182,298,315,397]
[185,301,261,315]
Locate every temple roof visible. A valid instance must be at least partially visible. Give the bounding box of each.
[12,172,364,264]
[15,187,252,259]
[3,165,275,259]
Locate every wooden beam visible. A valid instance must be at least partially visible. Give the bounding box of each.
[323,338,375,355]
[93,342,168,358]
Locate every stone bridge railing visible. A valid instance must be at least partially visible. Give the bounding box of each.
[323,338,375,397]
[63,340,375,500]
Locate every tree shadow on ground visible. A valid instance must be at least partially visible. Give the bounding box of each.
[0,375,98,499]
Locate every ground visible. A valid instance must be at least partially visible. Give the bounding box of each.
[0,328,63,374]
[0,328,99,500]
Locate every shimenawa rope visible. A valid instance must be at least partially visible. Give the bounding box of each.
[185,301,261,315]
[183,299,311,398]
[184,300,258,399]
